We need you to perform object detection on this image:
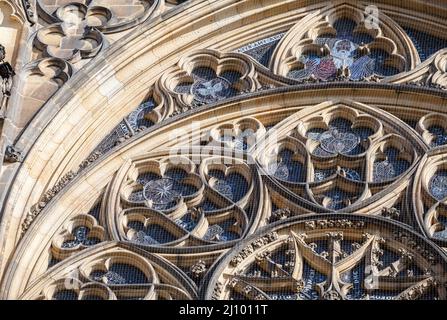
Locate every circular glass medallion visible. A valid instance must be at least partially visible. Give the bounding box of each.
[192,77,232,103]
[429,172,447,200]
[319,129,360,154]
[143,178,181,205]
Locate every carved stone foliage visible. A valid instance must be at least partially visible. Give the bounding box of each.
[21,0,36,24]
[386,49,447,89]
[255,101,424,214]
[22,170,77,236]
[3,145,23,163]
[21,243,197,300]
[92,96,161,156]
[206,215,447,300]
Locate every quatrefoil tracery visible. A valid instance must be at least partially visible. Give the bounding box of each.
[35,3,110,62]
[34,1,158,62]
[271,5,415,80]
[110,155,255,247]
[158,50,260,113]
[38,0,157,32]
[255,103,419,212]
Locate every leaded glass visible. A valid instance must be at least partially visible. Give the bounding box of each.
[288,18,401,81]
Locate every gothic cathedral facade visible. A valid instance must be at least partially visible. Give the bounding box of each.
[0,0,447,300]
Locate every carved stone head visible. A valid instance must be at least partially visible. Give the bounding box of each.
[0,44,5,61]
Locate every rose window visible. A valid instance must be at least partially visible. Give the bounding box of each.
[11,1,447,302]
[207,216,446,300]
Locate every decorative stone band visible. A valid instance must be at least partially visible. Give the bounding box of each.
[21,170,77,236]
[229,232,279,267]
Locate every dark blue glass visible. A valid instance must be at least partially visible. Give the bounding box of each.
[404,27,447,62]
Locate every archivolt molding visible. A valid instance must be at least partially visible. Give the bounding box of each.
[205,214,447,300]
[84,48,287,159]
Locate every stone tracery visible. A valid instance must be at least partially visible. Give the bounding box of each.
[206,215,447,300]
[3,0,447,301]
[254,101,422,213]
